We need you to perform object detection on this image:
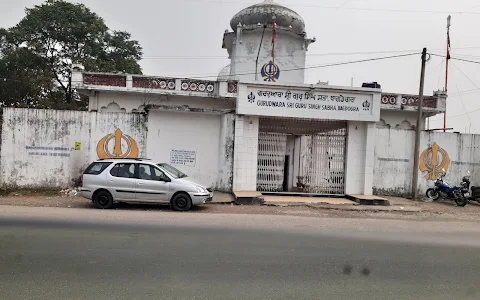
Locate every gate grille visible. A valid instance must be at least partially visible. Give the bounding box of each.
[257,117,347,194]
[302,128,347,194]
[257,132,287,192]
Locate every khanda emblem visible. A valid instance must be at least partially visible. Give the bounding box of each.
[261,61,280,82]
[97,128,139,159]
[419,143,450,180]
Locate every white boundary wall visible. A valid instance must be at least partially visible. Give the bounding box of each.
[374,128,480,196]
[0,108,147,188]
[0,108,234,191]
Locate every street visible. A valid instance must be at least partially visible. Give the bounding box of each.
[1,205,480,300]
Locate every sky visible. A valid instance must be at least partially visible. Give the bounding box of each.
[1,0,480,133]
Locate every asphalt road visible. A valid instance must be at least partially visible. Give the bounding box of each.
[1,206,480,300]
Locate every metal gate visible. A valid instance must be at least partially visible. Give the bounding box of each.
[257,132,287,192]
[302,128,347,194]
[257,117,347,194]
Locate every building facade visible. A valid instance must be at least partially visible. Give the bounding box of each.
[68,0,446,196]
[0,0,453,197]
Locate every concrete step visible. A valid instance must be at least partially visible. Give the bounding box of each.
[346,194,390,206]
[233,191,264,205]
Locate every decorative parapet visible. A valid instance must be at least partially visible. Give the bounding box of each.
[132,76,176,90]
[227,82,238,94]
[74,71,239,98]
[180,79,216,93]
[380,91,446,113]
[83,73,126,87]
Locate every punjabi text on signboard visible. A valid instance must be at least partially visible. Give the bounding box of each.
[246,89,372,113]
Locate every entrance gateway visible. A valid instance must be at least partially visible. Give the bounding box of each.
[257,118,347,194]
[234,81,381,196]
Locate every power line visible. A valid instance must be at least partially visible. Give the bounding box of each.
[182,0,480,15]
[450,61,480,90]
[143,49,416,60]
[436,58,446,90]
[186,52,419,79]
[452,69,476,133]
[431,53,480,66]
[0,52,419,88]
[428,63,480,122]
[449,87,480,96]
[141,47,480,60]
[430,107,480,120]
[142,49,420,60]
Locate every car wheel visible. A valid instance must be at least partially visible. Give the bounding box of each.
[171,193,192,212]
[94,190,114,209]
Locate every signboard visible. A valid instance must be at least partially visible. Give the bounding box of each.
[237,85,380,122]
[170,149,196,167]
[74,142,81,151]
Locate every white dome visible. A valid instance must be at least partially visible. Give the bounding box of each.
[230,0,305,34]
[217,64,232,81]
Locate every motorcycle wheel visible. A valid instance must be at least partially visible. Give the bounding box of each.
[455,196,468,207]
[426,189,440,200]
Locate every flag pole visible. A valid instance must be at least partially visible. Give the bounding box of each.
[271,15,277,82]
[444,15,451,133]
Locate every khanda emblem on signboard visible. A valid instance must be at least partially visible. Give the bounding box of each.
[261,61,280,82]
[97,128,139,159]
[419,143,450,180]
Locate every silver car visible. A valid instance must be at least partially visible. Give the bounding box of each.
[80,158,213,211]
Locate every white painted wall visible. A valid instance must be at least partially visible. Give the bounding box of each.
[373,128,480,196]
[0,108,147,188]
[230,30,306,83]
[378,110,417,129]
[233,115,259,191]
[345,122,376,195]
[146,110,225,190]
[1,107,234,191]
[217,113,235,191]
[90,92,235,114]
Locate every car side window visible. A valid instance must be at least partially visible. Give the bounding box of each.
[110,163,136,178]
[84,162,112,175]
[152,166,169,182]
[138,164,154,180]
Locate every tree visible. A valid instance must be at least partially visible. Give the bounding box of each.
[0,0,143,109]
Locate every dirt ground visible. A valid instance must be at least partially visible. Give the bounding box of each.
[0,191,479,222]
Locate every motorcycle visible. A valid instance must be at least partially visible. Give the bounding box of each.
[425,171,468,206]
[460,171,480,203]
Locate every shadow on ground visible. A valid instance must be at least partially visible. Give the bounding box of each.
[72,200,210,212]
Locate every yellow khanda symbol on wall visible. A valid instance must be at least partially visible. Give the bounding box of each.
[419,142,450,180]
[97,129,139,159]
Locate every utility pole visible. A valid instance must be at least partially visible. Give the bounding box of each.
[412,48,428,200]
[444,15,451,132]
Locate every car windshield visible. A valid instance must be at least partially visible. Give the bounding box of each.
[158,163,187,179]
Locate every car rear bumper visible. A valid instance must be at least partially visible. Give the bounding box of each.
[80,189,94,200]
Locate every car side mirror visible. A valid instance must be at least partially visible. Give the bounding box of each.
[160,176,171,182]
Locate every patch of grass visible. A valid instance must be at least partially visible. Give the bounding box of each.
[0,187,62,197]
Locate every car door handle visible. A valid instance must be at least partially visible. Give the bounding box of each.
[138,182,144,185]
